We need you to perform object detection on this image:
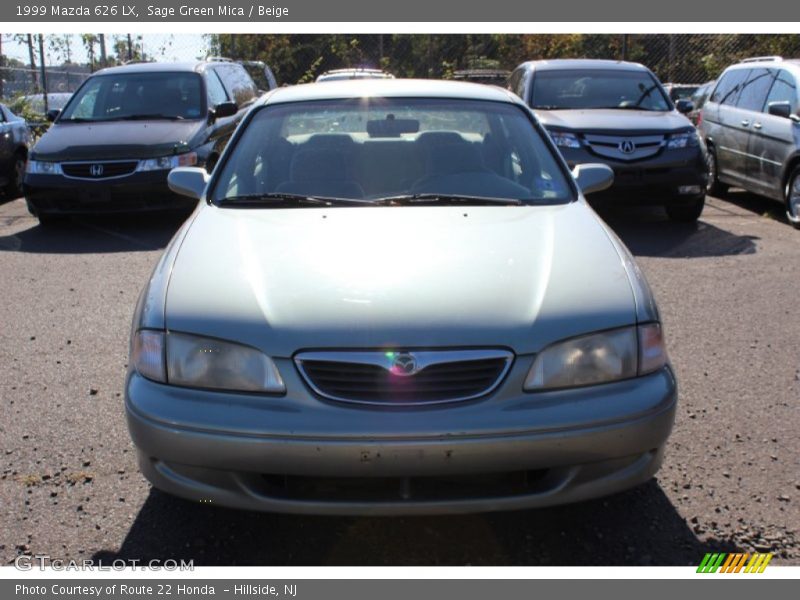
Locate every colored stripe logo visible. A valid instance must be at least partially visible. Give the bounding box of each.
[697,552,773,573]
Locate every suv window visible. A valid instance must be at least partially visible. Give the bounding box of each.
[710,68,750,106]
[206,70,229,107]
[508,69,524,99]
[736,68,776,112]
[765,69,798,111]
[529,69,671,111]
[214,64,257,107]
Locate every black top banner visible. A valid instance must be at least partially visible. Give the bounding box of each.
[1,0,794,22]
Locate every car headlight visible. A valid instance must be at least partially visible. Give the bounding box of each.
[26,160,63,175]
[548,131,581,149]
[131,330,285,393]
[523,324,667,391]
[666,130,699,149]
[137,152,198,172]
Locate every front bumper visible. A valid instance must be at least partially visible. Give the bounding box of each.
[559,145,707,203]
[125,357,678,515]
[23,170,197,215]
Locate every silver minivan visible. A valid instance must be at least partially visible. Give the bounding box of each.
[699,56,800,229]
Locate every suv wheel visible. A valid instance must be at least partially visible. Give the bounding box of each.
[666,195,705,223]
[786,166,800,230]
[706,149,728,197]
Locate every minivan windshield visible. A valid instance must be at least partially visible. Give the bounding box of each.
[531,69,671,111]
[212,98,574,205]
[59,72,205,122]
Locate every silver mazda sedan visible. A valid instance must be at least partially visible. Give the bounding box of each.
[126,79,676,515]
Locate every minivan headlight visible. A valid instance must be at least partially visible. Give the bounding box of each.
[666,131,699,149]
[131,330,285,393]
[26,160,63,175]
[137,152,198,172]
[523,324,667,391]
[548,130,581,149]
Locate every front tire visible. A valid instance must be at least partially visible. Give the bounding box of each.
[785,166,800,231]
[706,149,728,197]
[666,195,705,223]
[3,153,25,198]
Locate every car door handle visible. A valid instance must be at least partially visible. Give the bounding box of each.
[753,122,762,129]
[741,120,750,127]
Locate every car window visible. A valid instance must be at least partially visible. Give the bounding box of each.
[736,68,776,112]
[508,69,524,98]
[530,69,671,111]
[206,69,229,107]
[60,72,205,121]
[212,98,574,205]
[710,69,750,106]
[215,64,257,106]
[765,70,798,111]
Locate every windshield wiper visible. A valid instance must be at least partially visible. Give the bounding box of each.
[220,193,373,208]
[373,193,523,206]
[115,114,186,121]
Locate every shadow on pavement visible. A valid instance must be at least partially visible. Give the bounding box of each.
[593,204,759,258]
[93,480,739,566]
[0,213,187,254]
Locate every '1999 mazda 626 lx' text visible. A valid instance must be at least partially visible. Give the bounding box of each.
[126,79,677,515]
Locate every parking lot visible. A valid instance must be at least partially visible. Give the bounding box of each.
[0,190,798,566]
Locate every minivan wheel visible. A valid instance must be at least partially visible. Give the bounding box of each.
[706,149,728,197]
[787,167,800,230]
[666,195,705,223]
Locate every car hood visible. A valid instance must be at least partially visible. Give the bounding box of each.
[31,119,204,161]
[536,108,691,133]
[164,202,636,357]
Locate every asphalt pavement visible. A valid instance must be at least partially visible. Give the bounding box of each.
[1,191,798,566]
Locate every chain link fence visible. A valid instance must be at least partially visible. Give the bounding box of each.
[3,33,800,108]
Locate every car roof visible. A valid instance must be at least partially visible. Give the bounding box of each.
[724,57,800,72]
[91,61,208,76]
[261,78,524,106]
[516,59,649,72]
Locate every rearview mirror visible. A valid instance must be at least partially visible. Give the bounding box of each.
[211,101,238,121]
[767,101,792,119]
[675,99,694,114]
[168,167,209,200]
[46,109,61,122]
[573,163,614,196]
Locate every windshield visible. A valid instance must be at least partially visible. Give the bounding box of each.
[59,72,205,122]
[212,98,573,205]
[531,69,671,111]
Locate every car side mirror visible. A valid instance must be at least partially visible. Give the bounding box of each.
[168,167,209,200]
[675,99,694,114]
[210,101,238,121]
[573,163,614,196]
[46,109,61,122]
[767,101,792,119]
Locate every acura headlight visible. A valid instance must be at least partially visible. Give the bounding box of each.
[131,330,285,393]
[137,152,198,172]
[523,324,667,391]
[26,160,63,175]
[548,130,581,149]
[666,130,699,149]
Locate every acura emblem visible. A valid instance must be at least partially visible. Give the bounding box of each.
[618,140,636,154]
[89,164,104,177]
[389,352,418,377]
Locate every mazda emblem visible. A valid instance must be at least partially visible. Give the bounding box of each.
[618,140,636,154]
[89,164,104,177]
[389,352,418,377]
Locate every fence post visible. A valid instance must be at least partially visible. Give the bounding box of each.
[38,34,48,113]
[622,34,628,61]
